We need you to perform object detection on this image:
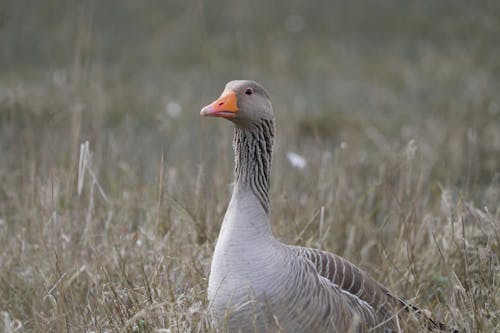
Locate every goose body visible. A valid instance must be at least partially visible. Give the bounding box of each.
[201,80,453,333]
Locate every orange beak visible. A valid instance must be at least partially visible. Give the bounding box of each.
[200,90,239,118]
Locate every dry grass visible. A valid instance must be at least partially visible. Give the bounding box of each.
[1,1,499,332]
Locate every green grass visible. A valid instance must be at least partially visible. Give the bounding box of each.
[0,1,499,332]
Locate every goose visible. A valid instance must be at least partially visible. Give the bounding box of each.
[201,80,456,332]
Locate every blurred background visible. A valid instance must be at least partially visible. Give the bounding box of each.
[0,1,499,331]
[2,0,499,184]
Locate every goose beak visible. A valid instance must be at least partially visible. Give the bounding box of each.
[200,90,239,118]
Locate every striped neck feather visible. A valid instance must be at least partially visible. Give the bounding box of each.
[233,119,275,214]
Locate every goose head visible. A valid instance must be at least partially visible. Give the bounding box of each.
[200,80,273,127]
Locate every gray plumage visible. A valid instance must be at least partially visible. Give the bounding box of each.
[201,80,455,333]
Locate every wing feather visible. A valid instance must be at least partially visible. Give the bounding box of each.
[291,246,459,332]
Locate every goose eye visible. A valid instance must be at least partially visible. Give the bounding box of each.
[245,88,253,95]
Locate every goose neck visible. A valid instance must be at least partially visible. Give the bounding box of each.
[233,119,274,214]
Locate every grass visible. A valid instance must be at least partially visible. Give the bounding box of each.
[1,1,499,332]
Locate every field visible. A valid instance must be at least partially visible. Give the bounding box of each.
[0,1,499,332]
